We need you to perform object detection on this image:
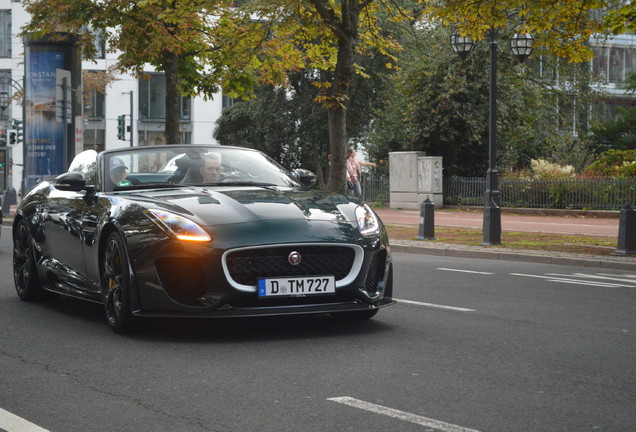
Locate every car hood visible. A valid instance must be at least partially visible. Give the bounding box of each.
[125,186,360,227]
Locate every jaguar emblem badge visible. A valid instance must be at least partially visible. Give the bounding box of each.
[288,251,302,266]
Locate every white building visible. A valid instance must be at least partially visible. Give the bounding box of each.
[0,0,226,194]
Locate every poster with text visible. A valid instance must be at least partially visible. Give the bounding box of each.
[25,51,66,190]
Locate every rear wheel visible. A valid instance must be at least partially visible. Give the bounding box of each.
[102,232,135,333]
[13,220,51,301]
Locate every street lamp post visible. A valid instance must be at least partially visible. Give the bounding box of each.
[450,28,534,245]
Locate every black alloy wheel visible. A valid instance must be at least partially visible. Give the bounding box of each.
[102,231,135,333]
[13,219,49,301]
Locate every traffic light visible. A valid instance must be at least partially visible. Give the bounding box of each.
[11,120,23,144]
[7,129,16,145]
[117,115,126,140]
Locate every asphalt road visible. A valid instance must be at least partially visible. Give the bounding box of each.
[1,225,635,432]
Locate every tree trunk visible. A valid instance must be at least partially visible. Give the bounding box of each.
[327,108,348,193]
[326,35,356,194]
[163,52,181,144]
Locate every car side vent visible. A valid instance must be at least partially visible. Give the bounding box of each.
[156,258,207,303]
[364,249,386,297]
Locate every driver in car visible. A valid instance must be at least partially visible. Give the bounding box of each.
[199,153,223,183]
[110,157,130,186]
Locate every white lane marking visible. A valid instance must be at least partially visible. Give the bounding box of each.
[598,273,636,279]
[327,397,481,432]
[0,407,51,432]
[510,273,632,288]
[437,268,495,275]
[396,298,476,312]
[547,273,636,285]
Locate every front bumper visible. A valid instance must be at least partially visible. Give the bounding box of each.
[128,237,393,318]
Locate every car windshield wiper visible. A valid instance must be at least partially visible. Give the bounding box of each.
[113,183,188,191]
[193,181,278,187]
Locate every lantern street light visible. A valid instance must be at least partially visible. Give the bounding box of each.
[450,28,534,245]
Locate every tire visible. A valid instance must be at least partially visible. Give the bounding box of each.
[13,219,51,301]
[102,231,136,333]
[331,309,379,321]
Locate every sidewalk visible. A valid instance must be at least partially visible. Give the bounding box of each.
[375,207,636,271]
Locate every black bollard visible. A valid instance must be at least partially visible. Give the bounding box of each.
[482,199,501,246]
[614,203,636,255]
[416,198,435,240]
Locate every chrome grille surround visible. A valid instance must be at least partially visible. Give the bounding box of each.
[222,243,365,293]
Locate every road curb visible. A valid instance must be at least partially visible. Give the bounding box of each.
[390,241,636,271]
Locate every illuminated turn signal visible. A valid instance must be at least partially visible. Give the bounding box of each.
[144,209,212,242]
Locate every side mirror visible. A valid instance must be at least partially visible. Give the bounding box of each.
[292,168,317,187]
[54,172,88,192]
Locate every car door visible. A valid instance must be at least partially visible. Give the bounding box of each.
[41,149,99,289]
[41,186,91,282]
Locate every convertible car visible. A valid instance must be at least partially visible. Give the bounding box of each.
[13,145,393,332]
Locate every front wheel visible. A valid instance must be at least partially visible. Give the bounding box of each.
[13,220,52,301]
[102,232,136,333]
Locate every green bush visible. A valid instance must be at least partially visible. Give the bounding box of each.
[583,149,636,177]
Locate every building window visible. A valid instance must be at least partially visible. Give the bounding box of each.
[625,47,636,78]
[222,94,238,109]
[0,11,11,58]
[92,28,106,60]
[138,73,190,121]
[83,71,106,119]
[592,46,609,81]
[83,128,105,153]
[592,45,636,84]
[609,47,624,83]
[0,69,11,120]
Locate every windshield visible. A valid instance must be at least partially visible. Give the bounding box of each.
[100,145,301,192]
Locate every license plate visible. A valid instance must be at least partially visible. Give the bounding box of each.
[258,276,335,297]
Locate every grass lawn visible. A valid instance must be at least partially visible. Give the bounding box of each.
[385,225,618,256]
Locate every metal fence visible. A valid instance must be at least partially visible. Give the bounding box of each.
[362,174,390,204]
[443,176,636,210]
[361,174,636,209]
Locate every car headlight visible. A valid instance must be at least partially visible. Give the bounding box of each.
[144,209,212,242]
[355,204,380,237]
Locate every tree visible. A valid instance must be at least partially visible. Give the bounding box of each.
[423,0,625,62]
[220,0,632,191]
[590,107,636,152]
[211,0,407,193]
[213,85,300,166]
[367,23,605,176]
[214,54,387,186]
[22,0,234,144]
[22,0,635,192]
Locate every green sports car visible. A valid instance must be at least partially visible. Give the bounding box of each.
[13,145,394,333]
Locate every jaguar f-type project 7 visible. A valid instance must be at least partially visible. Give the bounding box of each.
[13,145,393,332]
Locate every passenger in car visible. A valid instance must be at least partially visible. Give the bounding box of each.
[200,153,223,183]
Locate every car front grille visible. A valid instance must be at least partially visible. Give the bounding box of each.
[225,245,356,286]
